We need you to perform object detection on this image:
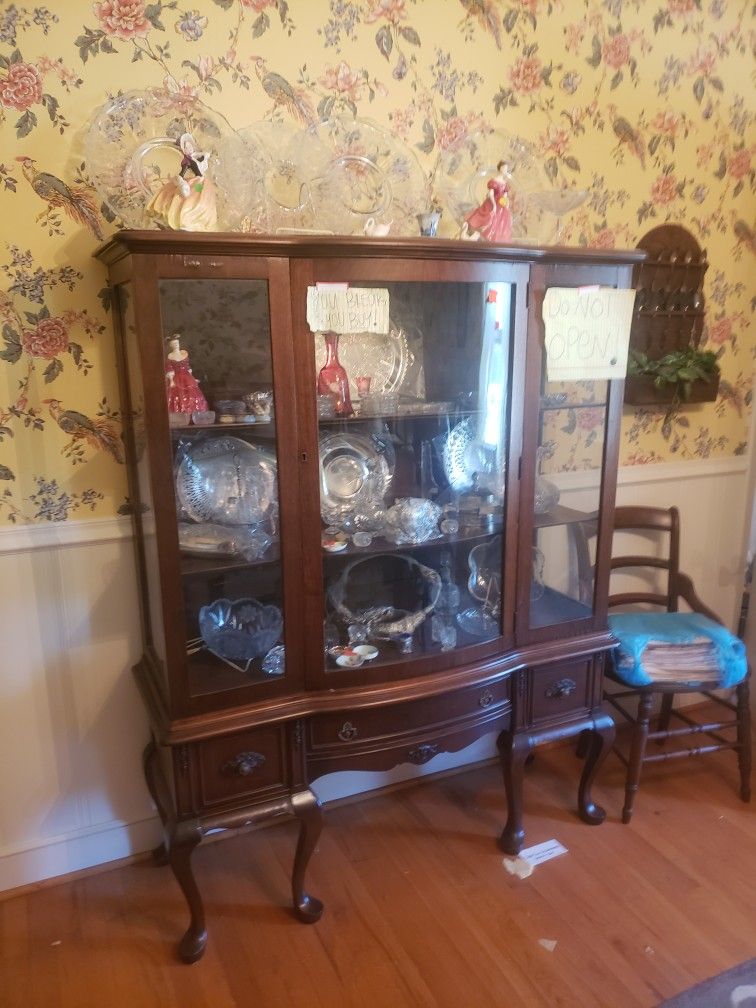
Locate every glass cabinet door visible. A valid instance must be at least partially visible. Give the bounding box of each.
[528,377,608,630]
[306,274,520,677]
[121,274,291,704]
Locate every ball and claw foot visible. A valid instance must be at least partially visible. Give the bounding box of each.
[178,926,208,964]
[295,893,324,924]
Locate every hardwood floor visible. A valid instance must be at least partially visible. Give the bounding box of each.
[3,732,755,1008]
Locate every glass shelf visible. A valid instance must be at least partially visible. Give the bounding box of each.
[170,420,277,437]
[539,401,608,413]
[180,546,281,577]
[321,523,504,561]
[318,407,482,426]
[533,505,597,530]
[529,586,592,629]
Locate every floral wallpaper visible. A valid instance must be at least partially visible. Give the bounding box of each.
[0,0,753,522]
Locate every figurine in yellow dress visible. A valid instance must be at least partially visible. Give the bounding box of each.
[146,132,217,232]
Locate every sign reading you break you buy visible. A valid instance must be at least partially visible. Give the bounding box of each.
[307,285,390,335]
[542,286,636,382]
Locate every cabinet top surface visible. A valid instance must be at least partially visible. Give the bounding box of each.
[95,229,645,267]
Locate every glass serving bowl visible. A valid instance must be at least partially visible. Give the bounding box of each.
[199,597,283,663]
[84,88,261,231]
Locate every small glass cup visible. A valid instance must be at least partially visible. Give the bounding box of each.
[317,393,337,419]
[356,375,372,397]
[191,410,216,426]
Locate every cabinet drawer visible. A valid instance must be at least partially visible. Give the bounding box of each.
[307,715,508,779]
[307,679,510,753]
[194,725,290,809]
[529,659,591,724]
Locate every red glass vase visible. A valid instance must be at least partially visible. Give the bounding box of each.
[317,331,353,417]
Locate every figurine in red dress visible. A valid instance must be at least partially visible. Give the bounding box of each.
[165,334,208,414]
[460,160,513,242]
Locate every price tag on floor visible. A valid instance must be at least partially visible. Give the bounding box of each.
[519,838,568,866]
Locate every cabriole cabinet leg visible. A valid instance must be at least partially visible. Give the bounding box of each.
[290,789,324,923]
[169,821,207,964]
[142,738,169,866]
[497,730,532,856]
[577,712,615,825]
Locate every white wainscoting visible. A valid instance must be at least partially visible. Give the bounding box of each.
[0,456,750,893]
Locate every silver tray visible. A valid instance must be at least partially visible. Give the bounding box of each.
[176,437,277,526]
[314,326,412,401]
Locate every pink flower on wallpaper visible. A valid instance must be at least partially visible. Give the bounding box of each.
[0,61,42,111]
[93,0,151,39]
[516,0,539,12]
[728,149,751,180]
[603,34,630,69]
[539,125,570,157]
[651,173,679,205]
[591,228,617,249]
[652,110,680,137]
[577,407,604,431]
[364,0,407,24]
[319,62,364,101]
[688,48,716,77]
[196,56,215,82]
[388,107,413,139]
[509,57,543,94]
[159,75,198,112]
[435,116,470,151]
[239,0,276,11]
[564,23,585,54]
[22,317,69,360]
[707,317,732,345]
[667,0,696,13]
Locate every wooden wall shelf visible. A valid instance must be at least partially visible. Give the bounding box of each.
[623,372,720,407]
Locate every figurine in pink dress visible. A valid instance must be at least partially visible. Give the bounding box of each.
[165,334,208,414]
[460,160,513,242]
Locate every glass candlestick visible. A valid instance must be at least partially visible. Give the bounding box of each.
[317,331,353,417]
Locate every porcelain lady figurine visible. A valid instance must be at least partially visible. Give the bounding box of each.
[165,333,208,414]
[460,160,512,243]
[147,133,218,232]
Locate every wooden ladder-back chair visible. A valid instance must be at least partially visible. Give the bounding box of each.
[604,505,751,823]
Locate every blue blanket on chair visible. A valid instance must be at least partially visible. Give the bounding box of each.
[608,611,748,688]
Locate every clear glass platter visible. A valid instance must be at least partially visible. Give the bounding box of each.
[176,436,277,526]
[84,88,260,230]
[314,325,412,399]
[305,116,428,236]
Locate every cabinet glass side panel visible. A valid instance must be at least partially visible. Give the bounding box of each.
[118,282,167,676]
[158,279,285,697]
[313,280,513,672]
[529,378,608,629]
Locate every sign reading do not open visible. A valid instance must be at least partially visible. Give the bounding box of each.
[542,286,636,381]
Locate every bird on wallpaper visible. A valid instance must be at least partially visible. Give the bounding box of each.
[15,156,104,241]
[732,218,756,255]
[458,0,502,49]
[43,399,125,464]
[606,107,646,168]
[252,58,316,125]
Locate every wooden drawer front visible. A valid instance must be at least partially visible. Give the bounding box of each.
[529,659,591,725]
[307,714,509,780]
[195,725,289,809]
[307,680,510,753]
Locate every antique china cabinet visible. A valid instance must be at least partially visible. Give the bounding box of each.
[96,232,642,962]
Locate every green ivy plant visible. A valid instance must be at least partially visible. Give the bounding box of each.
[627,346,720,439]
[627,346,719,401]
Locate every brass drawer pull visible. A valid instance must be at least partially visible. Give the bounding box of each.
[545,678,577,700]
[479,691,494,708]
[222,751,266,777]
[407,743,439,765]
[337,721,358,742]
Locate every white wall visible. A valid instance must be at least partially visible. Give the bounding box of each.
[0,456,751,893]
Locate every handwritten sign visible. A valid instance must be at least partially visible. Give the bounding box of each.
[307,286,390,334]
[542,287,636,381]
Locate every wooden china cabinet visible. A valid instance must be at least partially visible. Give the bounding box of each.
[96,232,642,962]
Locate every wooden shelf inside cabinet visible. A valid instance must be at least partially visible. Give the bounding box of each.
[171,421,277,439]
[321,523,504,560]
[318,408,482,426]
